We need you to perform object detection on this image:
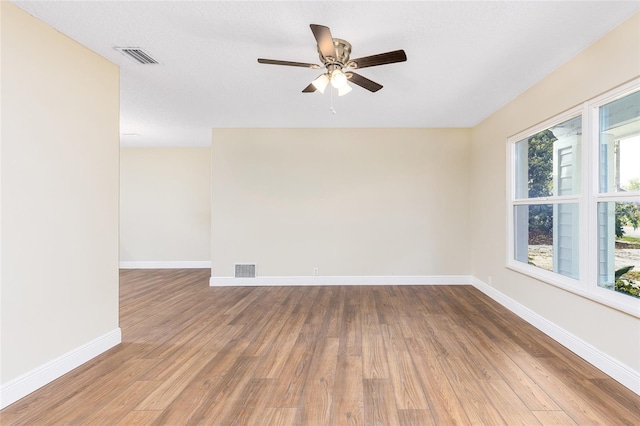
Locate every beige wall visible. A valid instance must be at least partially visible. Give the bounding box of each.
[120,147,211,263]
[1,2,119,384]
[470,14,640,371]
[211,128,471,278]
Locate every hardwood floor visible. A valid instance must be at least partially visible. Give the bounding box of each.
[2,268,639,425]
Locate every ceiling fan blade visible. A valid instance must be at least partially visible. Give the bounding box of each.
[347,72,383,92]
[310,24,336,60]
[350,49,407,69]
[302,83,317,93]
[258,58,321,69]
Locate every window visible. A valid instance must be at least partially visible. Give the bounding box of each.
[595,90,640,300]
[508,80,640,316]
[512,115,582,280]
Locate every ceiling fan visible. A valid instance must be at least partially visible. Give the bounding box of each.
[258,24,407,96]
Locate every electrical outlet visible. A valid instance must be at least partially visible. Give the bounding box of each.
[313,267,319,276]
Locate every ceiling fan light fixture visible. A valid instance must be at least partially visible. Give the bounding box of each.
[258,24,407,98]
[338,83,352,97]
[311,73,330,93]
[330,68,348,88]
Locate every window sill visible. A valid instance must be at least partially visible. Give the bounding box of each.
[506,262,640,318]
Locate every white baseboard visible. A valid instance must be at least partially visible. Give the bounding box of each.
[0,328,122,409]
[210,274,472,287]
[470,277,640,396]
[119,261,211,269]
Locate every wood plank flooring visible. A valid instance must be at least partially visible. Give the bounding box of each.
[2,268,639,425]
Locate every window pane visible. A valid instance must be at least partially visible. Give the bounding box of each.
[514,116,582,199]
[514,203,579,279]
[599,90,640,193]
[598,200,640,298]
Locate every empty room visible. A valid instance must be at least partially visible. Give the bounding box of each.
[1,1,640,424]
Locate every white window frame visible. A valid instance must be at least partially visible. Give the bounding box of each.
[507,78,640,318]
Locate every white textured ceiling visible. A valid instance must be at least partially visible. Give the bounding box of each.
[12,1,640,147]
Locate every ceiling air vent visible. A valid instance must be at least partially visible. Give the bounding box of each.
[114,47,158,64]
[235,264,256,278]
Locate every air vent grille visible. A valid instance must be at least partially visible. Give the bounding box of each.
[114,47,158,64]
[235,264,256,278]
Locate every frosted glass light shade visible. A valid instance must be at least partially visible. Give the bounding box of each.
[338,83,352,96]
[330,69,348,88]
[311,74,329,93]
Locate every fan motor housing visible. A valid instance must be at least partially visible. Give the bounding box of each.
[318,38,352,66]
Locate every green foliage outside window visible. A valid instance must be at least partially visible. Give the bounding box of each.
[615,266,640,297]
[615,179,640,238]
[528,130,556,242]
[615,202,640,238]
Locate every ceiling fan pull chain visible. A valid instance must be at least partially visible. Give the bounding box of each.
[330,87,336,114]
